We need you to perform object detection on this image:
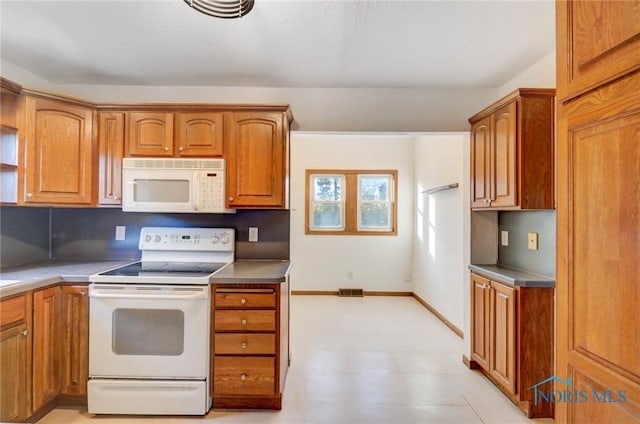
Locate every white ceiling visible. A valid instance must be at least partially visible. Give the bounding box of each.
[0,0,556,130]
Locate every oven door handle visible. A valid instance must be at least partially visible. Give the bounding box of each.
[89,287,209,300]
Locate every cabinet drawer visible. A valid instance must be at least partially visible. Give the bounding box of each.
[0,294,27,329]
[215,334,276,355]
[215,292,276,309]
[215,310,276,332]
[213,356,275,396]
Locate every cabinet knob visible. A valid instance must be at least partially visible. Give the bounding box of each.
[240,298,247,305]
[80,292,86,296]
[21,329,28,336]
[241,342,247,349]
[164,146,170,152]
[241,319,247,326]
[26,193,33,198]
[178,146,184,152]
[228,197,234,202]
[240,374,247,381]
[484,199,491,203]
[113,196,119,200]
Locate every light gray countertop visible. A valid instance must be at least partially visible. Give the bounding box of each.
[468,264,555,288]
[211,260,291,284]
[0,260,135,297]
[0,259,291,298]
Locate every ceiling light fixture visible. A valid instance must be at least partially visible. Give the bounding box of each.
[184,0,254,18]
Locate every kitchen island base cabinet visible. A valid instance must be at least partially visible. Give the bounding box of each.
[211,282,289,410]
[470,272,554,418]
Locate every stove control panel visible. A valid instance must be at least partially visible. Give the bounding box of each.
[139,227,235,251]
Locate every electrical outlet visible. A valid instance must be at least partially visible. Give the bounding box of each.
[115,226,126,241]
[501,230,509,246]
[248,227,258,242]
[528,232,539,250]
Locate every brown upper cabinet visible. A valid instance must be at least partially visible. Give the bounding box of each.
[126,111,224,157]
[226,111,289,209]
[98,112,125,205]
[469,89,555,210]
[19,95,95,205]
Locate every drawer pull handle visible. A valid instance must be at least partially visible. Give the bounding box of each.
[241,319,247,326]
[241,342,247,349]
[240,374,246,381]
[21,330,28,336]
[240,298,247,305]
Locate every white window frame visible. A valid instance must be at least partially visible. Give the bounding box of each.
[308,174,346,231]
[357,174,394,232]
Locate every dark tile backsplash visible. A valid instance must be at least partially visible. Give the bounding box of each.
[498,210,556,277]
[1,206,290,267]
[0,206,50,268]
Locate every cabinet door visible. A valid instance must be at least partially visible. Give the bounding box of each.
[470,116,492,208]
[226,112,287,208]
[176,112,223,157]
[491,101,517,208]
[0,294,31,422]
[126,112,173,156]
[556,1,640,101]
[32,286,61,412]
[490,281,516,395]
[98,112,124,205]
[22,97,94,204]
[470,273,490,370]
[60,285,89,396]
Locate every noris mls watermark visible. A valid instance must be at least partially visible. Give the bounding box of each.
[528,376,627,405]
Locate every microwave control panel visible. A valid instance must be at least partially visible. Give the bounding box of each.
[199,171,225,212]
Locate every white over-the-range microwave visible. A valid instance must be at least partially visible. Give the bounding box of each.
[122,158,235,213]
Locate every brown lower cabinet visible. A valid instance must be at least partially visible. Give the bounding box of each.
[211,281,290,410]
[0,283,89,423]
[470,272,554,418]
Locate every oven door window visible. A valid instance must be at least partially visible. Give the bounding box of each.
[134,179,189,203]
[112,308,184,356]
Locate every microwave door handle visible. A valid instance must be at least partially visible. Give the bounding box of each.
[194,173,200,212]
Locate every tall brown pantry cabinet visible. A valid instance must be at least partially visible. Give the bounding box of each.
[556,1,640,423]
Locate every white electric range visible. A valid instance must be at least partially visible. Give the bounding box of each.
[87,227,234,416]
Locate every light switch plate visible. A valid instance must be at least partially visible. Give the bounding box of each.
[501,231,509,246]
[528,232,538,250]
[115,226,126,241]
[248,227,258,242]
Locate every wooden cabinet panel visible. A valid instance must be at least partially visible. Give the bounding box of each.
[214,291,276,309]
[21,96,94,205]
[489,281,516,395]
[557,3,640,422]
[213,356,275,396]
[470,274,490,370]
[60,285,89,396]
[226,112,287,208]
[32,286,61,413]
[491,102,517,208]
[98,112,124,205]
[126,112,173,156]
[469,90,554,210]
[214,310,276,332]
[214,334,276,355]
[176,112,223,157]
[557,1,640,101]
[471,116,492,208]
[0,294,31,423]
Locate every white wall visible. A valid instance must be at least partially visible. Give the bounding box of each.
[289,133,415,292]
[495,50,556,97]
[411,134,469,332]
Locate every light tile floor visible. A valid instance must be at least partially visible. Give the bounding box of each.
[38,296,554,424]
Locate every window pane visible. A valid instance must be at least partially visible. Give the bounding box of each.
[313,176,342,201]
[360,202,390,228]
[360,176,389,201]
[313,203,342,228]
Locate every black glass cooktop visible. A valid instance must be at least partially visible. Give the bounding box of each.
[100,261,227,278]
